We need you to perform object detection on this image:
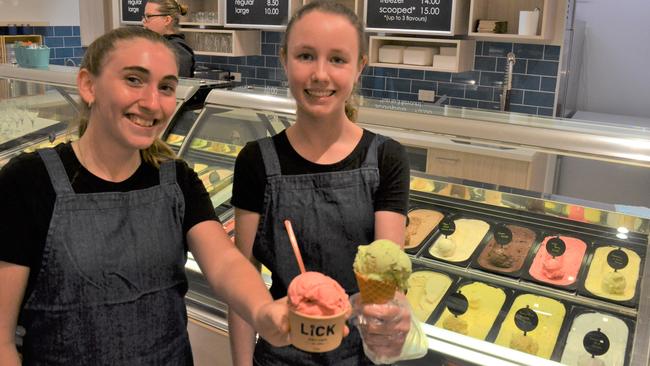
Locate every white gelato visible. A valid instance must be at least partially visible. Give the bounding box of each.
[560,312,629,366]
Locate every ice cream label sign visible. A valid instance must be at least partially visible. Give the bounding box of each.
[121,0,144,23]
[546,237,566,257]
[514,305,538,333]
[225,0,290,28]
[583,328,610,356]
[439,217,456,237]
[365,0,455,35]
[445,291,468,316]
[493,224,513,246]
[607,248,629,270]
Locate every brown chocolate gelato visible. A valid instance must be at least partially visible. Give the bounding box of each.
[477,224,536,273]
[405,209,444,249]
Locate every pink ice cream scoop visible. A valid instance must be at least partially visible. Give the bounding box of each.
[288,272,350,316]
[529,235,587,286]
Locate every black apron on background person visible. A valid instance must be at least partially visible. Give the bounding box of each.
[165,33,195,78]
[252,135,387,366]
[20,148,192,365]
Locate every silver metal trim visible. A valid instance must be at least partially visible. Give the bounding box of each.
[631,237,650,366]
[0,64,77,88]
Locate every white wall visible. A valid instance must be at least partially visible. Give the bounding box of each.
[0,0,80,25]
[575,0,650,118]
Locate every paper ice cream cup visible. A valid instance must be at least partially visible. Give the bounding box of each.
[289,307,348,353]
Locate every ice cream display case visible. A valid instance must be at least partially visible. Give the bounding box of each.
[0,63,230,167]
[176,86,650,366]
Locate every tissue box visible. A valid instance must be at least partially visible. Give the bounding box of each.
[439,47,456,56]
[378,45,405,64]
[403,47,436,66]
[433,55,456,70]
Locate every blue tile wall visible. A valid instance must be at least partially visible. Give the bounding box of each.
[1,26,559,116]
[1,25,85,66]
[195,32,560,116]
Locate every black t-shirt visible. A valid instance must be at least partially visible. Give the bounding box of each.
[0,143,217,297]
[232,129,410,215]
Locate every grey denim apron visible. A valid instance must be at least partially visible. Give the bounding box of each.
[20,148,192,365]
[252,135,385,366]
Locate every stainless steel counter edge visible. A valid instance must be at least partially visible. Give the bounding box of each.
[0,64,215,101]
[203,87,650,168]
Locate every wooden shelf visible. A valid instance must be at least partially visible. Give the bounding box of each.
[179,0,224,26]
[0,35,43,64]
[302,0,362,15]
[180,28,260,57]
[368,36,475,73]
[468,0,564,43]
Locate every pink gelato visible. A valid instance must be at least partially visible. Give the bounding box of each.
[528,236,587,286]
[288,272,350,316]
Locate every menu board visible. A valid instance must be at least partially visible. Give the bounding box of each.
[121,0,145,24]
[226,0,291,28]
[365,0,456,34]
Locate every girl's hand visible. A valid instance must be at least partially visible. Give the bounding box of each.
[351,291,411,359]
[253,297,291,347]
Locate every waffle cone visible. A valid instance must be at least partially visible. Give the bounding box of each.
[355,272,397,304]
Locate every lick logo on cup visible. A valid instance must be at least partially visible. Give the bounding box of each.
[288,308,347,353]
[300,323,336,336]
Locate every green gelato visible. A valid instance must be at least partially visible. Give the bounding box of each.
[353,239,412,290]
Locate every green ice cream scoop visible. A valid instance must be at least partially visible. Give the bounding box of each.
[353,239,412,290]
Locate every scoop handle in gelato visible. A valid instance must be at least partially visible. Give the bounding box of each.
[288,272,350,316]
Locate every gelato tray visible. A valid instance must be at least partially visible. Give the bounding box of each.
[493,292,567,359]
[405,267,456,323]
[523,233,590,291]
[557,306,634,366]
[404,205,449,255]
[409,176,451,195]
[420,215,492,267]
[472,222,540,278]
[579,243,644,307]
[432,280,511,341]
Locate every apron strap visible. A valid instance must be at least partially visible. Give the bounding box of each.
[37,148,74,195]
[361,134,386,169]
[258,137,282,177]
[159,159,177,185]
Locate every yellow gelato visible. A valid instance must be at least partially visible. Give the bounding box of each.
[495,294,566,359]
[510,334,539,354]
[410,177,435,192]
[442,316,468,335]
[584,246,641,301]
[428,218,490,262]
[434,282,506,340]
[406,271,453,322]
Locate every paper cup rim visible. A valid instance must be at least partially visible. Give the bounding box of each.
[289,305,350,320]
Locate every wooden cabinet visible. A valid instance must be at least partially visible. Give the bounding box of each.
[187,318,232,366]
[468,0,566,44]
[180,29,260,57]
[424,146,550,191]
[79,0,113,46]
[368,36,475,73]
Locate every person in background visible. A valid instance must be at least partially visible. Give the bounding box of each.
[143,0,195,77]
[0,27,288,366]
[228,2,412,365]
